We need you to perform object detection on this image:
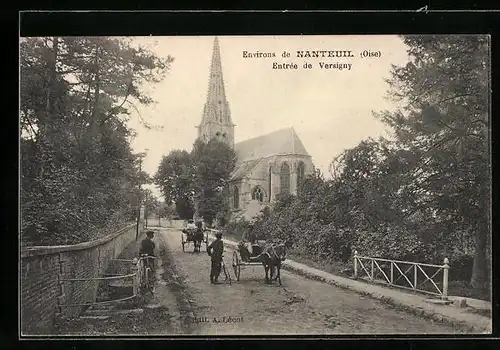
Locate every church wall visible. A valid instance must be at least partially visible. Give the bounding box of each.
[228,180,245,221]
[270,154,314,198]
[242,154,313,192]
[228,154,314,223]
[234,176,270,222]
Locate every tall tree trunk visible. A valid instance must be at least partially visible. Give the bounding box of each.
[39,37,59,178]
[91,44,101,126]
[46,37,59,125]
[486,222,492,299]
[485,45,492,300]
[470,228,487,290]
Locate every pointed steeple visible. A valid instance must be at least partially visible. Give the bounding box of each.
[198,36,235,147]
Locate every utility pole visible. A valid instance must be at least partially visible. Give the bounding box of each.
[135,150,148,240]
[135,155,142,240]
[144,190,149,228]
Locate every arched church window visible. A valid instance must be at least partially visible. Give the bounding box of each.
[252,187,264,202]
[233,186,239,209]
[297,161,305,189]
[268,167,272,201]
[216,132,221,137]
[280,162,290,195]
[222,133,227,138]
[219,111,222,122]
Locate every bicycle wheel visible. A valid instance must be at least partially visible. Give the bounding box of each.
[137,262,144,290]
[139,262,146,289]
[146,268,155,295]
[221,262,231,285]
[150,268,156,294]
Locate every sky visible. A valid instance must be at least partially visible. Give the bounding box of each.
[126,35,411,197]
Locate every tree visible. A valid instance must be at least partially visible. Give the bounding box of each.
[20,37,173,245]
[375,35,490,290]
[143,189,159,219]
[158,201,175,218]
[190,139,237,226]
[175,197,195,220]
[154,149,195,208]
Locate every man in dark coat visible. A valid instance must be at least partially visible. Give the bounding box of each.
[207,232,224,283]
[139,230,156,273]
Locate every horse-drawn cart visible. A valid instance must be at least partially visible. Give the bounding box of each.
[181,228,209,253]
[232,240,286,285]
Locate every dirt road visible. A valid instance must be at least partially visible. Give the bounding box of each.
[158,228,460,335]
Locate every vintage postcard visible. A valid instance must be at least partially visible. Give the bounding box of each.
[20,34,491,336]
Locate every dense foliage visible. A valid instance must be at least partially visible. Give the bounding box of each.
[20,37,172,246]
[232,35,490,294]
[154,150,195,219]
[143,188,160,219]
[154,139,236,225]
[377,35,490,290]
[191,139,237,226]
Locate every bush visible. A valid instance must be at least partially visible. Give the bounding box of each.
[221,220,253,241]
[449,254,474,282]
[218,162,478,288]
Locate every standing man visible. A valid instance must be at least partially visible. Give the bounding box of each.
[207,232,224,284]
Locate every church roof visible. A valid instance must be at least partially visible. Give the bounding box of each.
[234,127,310,164]
[229,127,311,181]
[229,158,262,181]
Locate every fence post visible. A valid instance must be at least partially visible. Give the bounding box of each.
[97,246,101,275]
[353,251,358,279]
[442,257,450,299]
[390,262,393,285]
[132,259,139,297]
[371,259,374,280]
[414,263,417,290]
[57,253,66,316]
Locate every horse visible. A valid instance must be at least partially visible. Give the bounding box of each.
[182,228,205,253]
[259,242,287,285]
[238,241,287,285]
[193,228,204,253]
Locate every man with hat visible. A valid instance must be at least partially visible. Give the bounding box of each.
[207,231,224,284]
[139,230,156,274]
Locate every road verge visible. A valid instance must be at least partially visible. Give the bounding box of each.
[207,232,491,334]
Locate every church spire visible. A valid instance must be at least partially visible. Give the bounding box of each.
[198,36,234,147]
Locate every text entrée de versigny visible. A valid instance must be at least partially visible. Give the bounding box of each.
[242,50,357,71]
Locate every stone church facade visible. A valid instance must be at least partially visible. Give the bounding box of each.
[196,37,314,223]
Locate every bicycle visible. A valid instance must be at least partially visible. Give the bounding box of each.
[219,254,232,285]
[138,254,157,295]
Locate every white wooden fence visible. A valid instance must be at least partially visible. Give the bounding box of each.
[353,251,450,299]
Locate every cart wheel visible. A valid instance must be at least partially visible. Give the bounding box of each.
[225,263,232,285]
[232,251,241,281]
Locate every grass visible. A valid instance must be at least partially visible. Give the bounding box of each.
[286,251,353,277]
[447,281,490,302]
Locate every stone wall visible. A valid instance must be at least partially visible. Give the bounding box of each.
[20,222,143,335]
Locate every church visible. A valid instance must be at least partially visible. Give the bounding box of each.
[196,37,315,222]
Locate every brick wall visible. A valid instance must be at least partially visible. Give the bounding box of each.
[20,222,142,335]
